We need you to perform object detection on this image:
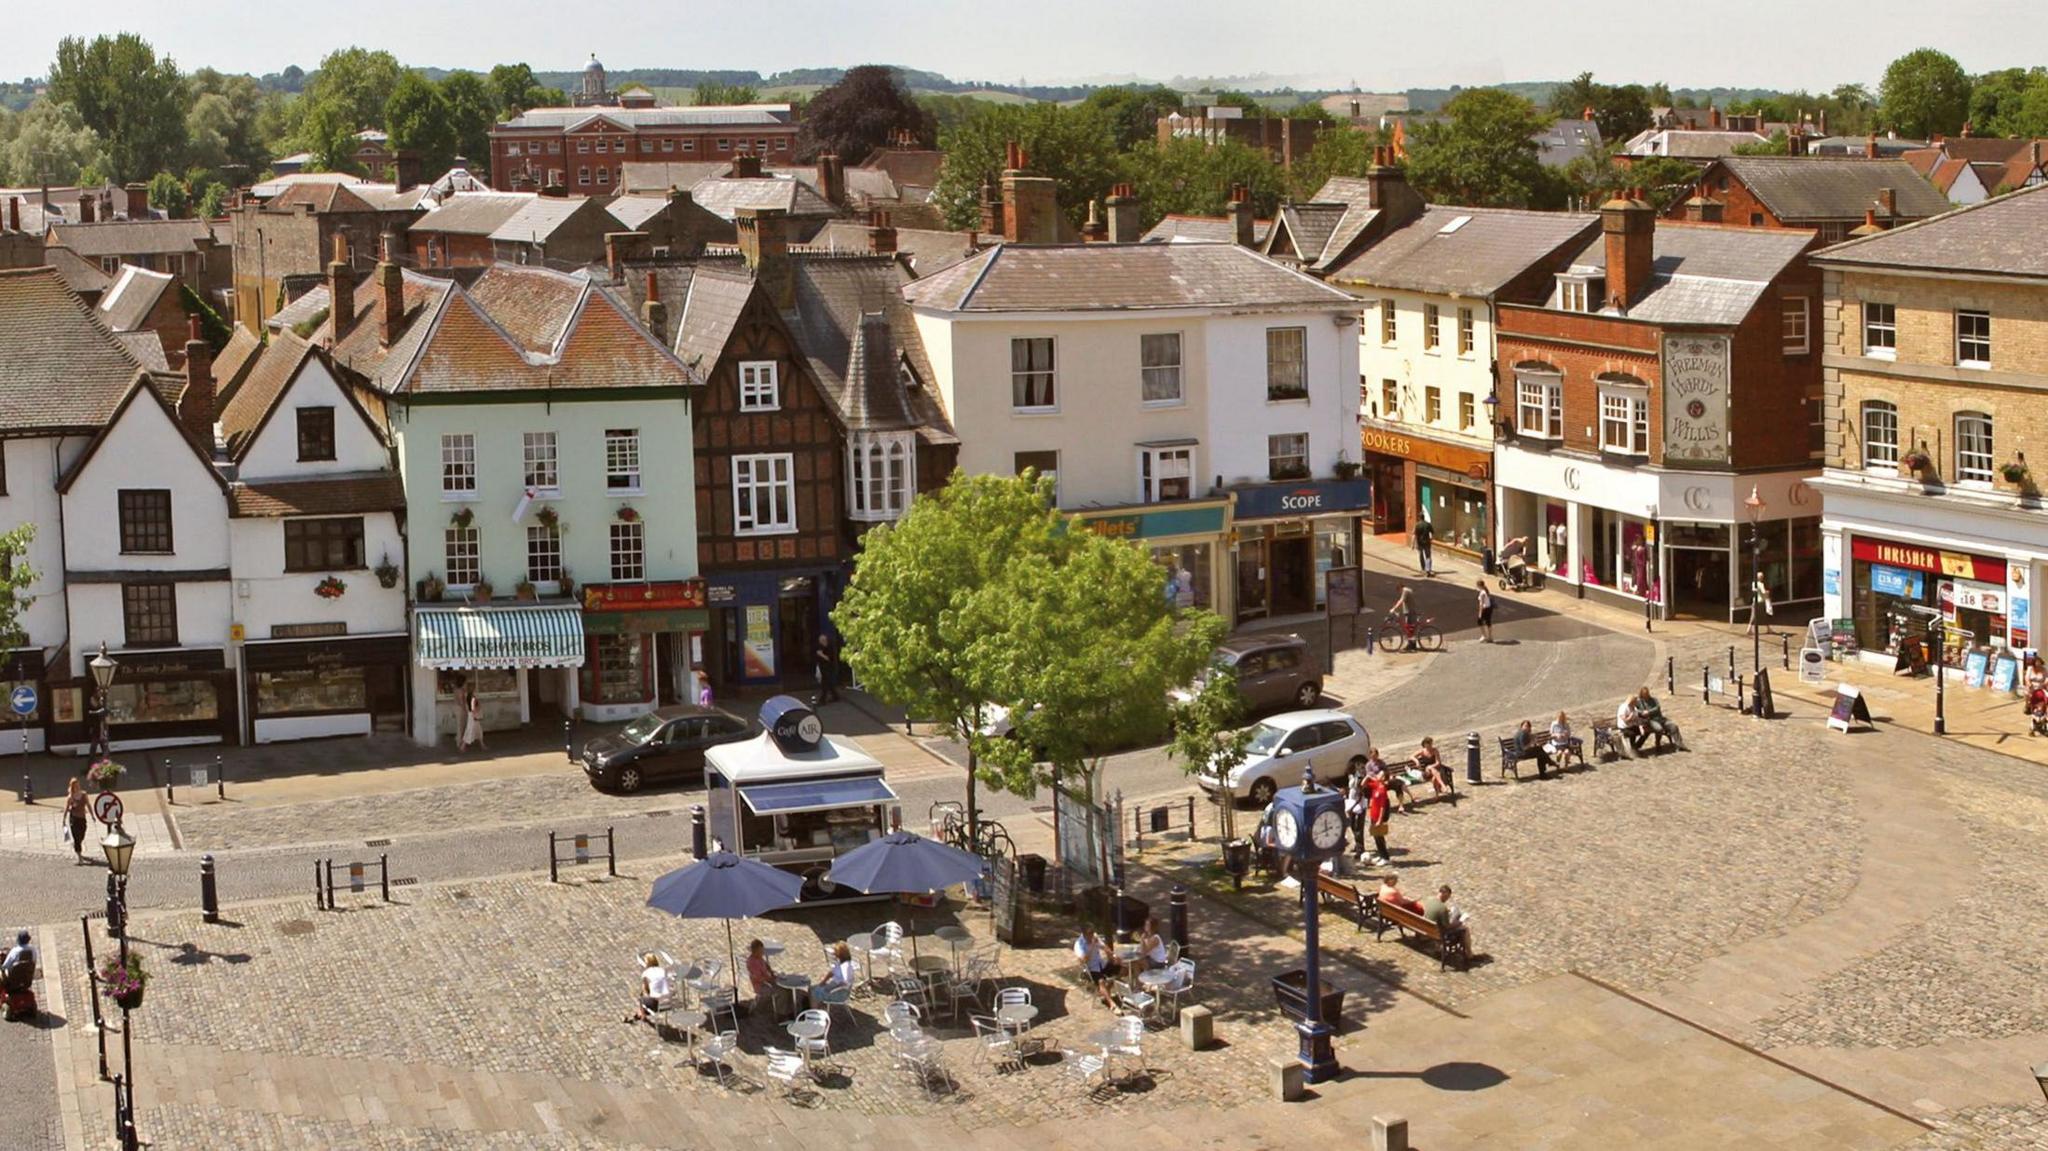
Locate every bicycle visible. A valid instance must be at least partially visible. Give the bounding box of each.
[1377,613,1444,653]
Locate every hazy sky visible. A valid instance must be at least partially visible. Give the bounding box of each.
[3,0,2040,92]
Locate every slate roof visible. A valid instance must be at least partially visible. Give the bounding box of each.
[1535,118,1603,169]
[220,330,316,457]
[1716,157,1951,222]
[0,266,145,432]
[39,247,111,296]
[789,256,949,439]
[808,221,982,276]
[97,266,177,333]
[672,265,756,373]
[858,147,944,191]
[620,161,740,194]
[1813,181,2048,278]
[212,326,264,406]
[410,193,535,236]
[46,219,212,258]
[497,105,793,131]
[487,198,622,245]
[1809,135,1927,158]
[1566,222,1813,326]
[1325,206,1600,297]
[228,472,406,518]
[1273,202,1351,265]
[902,243,1357,313]
[688,176,839,222]
[113,331,168,371]
[1138,215,1272,246]
[605,195,671,231]
[1626,129,1771,158]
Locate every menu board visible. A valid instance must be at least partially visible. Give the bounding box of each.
[1830,619,1859,657]
[1991,654,2019,694]
[1828,684,1872,732]
[1964,650,1989,688]
[989,855,1019,944]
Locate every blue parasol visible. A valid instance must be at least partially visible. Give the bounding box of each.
[647,851,803,995]
[825,830,986,961]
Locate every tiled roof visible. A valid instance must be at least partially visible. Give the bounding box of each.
[673,265,756,373]
[1326,205,1599,297]
[46,219,212,258]
[268,285,332,334]
[1138,215,1272,246]
[808,221,981,276]
[1814,181,2048,278]
[1626,129,1771,158]
[858,148,944,192]
[411,193,534,236]
[497,105,793,131]
[211,326,265,406]
[113,331,168,371]
[1716,156,1951,222]
[605,195,670,231]
[39,247,111,296]
[324,270,456,392]
[467,265,585,352]
[1901,148,1942,177]
[0,266,144,432]
[228,472,405,518]
[97,265,176,333]
[620,161,738,194]
[688,177,839,222]
[487,197,621,244]
[902,242,1357,313]
[1935,137,2037,164]
[220,330,315,457]
[788,255,949,440]
[272,182,377,214]
[1567,222,1813,326]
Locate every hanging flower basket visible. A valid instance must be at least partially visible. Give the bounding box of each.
[450,507,475,529]
[374,555,401,588]
[535,505,561,531]
[615,505,639,524]
[2000,461,2031,485]
[99,954,147,1010]
[315,576,348,600]
[86,758,124,791]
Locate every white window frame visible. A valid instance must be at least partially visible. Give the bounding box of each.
[1424,386,1442,424]
[525,523,563,583]
[1458,392,1476,432]
[1515,371,1563,439]
[1266,327,1308,401]
[738,361,780,411]
[445,525,479,587]
[1267,433,1309,481]
[1379,300,1396,345]
[605,428,641,492]
[1597,379,1649,455]
[1138,446,1194,503]
[1423,302,1441,352]
[1380,379,1398,420]
[1863,302,1897,359]
[1861,400,1898,469]
[1011,337,1057,411]
[609,521,645,581]
[849,432,914,522]
[1014,451,1060,505]
[1782,297,1810,354]
[732,453,796,536]
[1955,411,1994,484]
[441,433,476,498]
[1457,307,1475,356]
[1956,309,1991,368]
[522,431,559,492]
[1140,332,1183,406]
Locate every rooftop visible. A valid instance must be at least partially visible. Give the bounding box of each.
[1325,205,1600,297]
[1814,181,2048,278]
[0,266,145,432]
[1563,222,1814,326]
[495,105,794,132]
[46,218,214,258]
[1713,156,1951,222]
[903,242,1357,313]
[97,265,178,333]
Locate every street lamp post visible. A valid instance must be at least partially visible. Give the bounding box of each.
[1745,488,1766,718]
[89,642,116,757]
[100,821,137,1151]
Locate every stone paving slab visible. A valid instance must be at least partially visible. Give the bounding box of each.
[0,809,174,858]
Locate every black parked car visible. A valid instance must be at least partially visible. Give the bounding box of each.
[580,705,755,793]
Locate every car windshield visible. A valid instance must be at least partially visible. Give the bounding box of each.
[619,714,665,744]
[1245,722,1288,754]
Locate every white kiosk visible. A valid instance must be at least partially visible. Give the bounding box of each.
[704,695,898,901]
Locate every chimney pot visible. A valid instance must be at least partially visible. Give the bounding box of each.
[378,232,403,349]
[178,315,214,446]
[737,208,794,309]
[77,192,95,224]
[640,268,668,335]
[1105,185,1140,244]
[7,197,18,233]
[1601,193,1656,312]
[328,232,355,342]
[1866,133,1879,159]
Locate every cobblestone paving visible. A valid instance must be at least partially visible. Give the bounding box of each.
[78,1102,661,1151]
[1905,1104,2048,1150]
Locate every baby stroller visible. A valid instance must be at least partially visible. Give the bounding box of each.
[2026,687,2048,737]
[1,948,36,1022]
[1496,549,1533,592]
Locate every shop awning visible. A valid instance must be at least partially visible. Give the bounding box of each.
[414,607,585,669]
[740,775,899,816]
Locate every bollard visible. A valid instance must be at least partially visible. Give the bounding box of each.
[1168,884,1189,952]
[1702,665,1710,703]
[164,755,174,806]
[1727,645,1736,682]
[1666,655,1675,694]
[563,719,573,763]
[216,754,225,800]
[1464,731,1480,786]
[690,805,707,860]
[607,826,617,878]
[19,773,29,806]
[200,854,219,923]
[1364,625,1375,655]
[548,832,559,883]
[379,853,390,902]
[1782,634,1791,670]
[315,859,325,910]
[1372,1115,1411,1151]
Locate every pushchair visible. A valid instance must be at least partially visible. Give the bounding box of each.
[2027,687,2048,737]
[1497,552,1533,592]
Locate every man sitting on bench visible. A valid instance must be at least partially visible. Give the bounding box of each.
[1420,885,1471,951]
[1621,687,1681,751]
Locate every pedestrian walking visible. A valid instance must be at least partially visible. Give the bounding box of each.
[1475,579,1495,643]
[1361,773,1392,865]
[62,778,89,864]
[460,688,486,753]
[1413,517,1435,577]
[813,633,840,705]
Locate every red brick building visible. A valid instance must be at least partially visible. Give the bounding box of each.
[1491,193,1825,622]
[486,105,799,194]
[1665,156,1950,242]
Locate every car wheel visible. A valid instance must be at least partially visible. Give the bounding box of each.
[1248,777,1277,808]
[1296,681,1322,708]
[617,766,643,794]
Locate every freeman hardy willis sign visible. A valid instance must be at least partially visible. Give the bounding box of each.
[1662,334,1731,465]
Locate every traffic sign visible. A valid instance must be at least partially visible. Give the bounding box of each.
[8,684,34,717]
[91,792,123,827]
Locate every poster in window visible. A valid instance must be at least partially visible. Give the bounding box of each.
[742,604,776,678]
[1662,335,1731,464]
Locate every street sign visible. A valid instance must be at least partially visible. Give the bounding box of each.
[91,792,124,826]
[8,684,35,717]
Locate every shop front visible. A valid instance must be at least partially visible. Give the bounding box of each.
[1229,478,1369,623]
[1071,500,1231,618]
[240,631,409,744]
[703,566,845,692]
[410,604,586,747]
[580,580,711,721]
[1360,427,1492,554]
[49,648,236,751]
[1,648,48,754]
[1841,536,2012,659]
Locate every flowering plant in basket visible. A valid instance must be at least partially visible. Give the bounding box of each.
[315,575,348,599]
[86,758,124,787]
[99,954,147,1004]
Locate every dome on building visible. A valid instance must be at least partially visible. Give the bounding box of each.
[582,54,606,97]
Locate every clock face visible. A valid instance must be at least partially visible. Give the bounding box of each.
[796,714,823,744]
[1273,809,1300,851]
[1310,808,1346,851]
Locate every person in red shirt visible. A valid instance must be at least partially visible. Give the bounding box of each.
[1361,775,1392,865]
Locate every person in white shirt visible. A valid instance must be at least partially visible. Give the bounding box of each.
[815,940,859,1001]
[1139,917,1169,970]
[629,952,672,1024]
[1074,928,1120,1009]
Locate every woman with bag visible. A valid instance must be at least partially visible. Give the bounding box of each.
[460,688,486,753]
[62,778,89,864]
[1363,773,1392,866]
[1344,774,1367,855]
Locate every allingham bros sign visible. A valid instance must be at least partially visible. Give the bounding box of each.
[1663,334,1730,465]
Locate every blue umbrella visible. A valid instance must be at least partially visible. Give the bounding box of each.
[825,830,986,961]
[647,851,803,996]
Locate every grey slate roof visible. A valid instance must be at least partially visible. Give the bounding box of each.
[487,197,622,244]
[788,256,951,441]
[902,242,1357,313]
[688,177,839,222]
[410,193,535,236]
[97,266,176,333]
[620,162,738,194]
[673,265,757,373]
[0,266,144,432]
[1568,223,1813,326]
[113,331,168,371]
[1625,129,1770,158]
[1716,157,1951,222]
[1274,202,1350,264]
[1325,206,1600,297]
[46,219,212,258]
[1535,118,1603,170]
[605,195,671,231]
[268,284,331,334]
[1139,215,1272,245]
[497,105,794,131]
[1809,135,1927,158]
[1814,181,2048,278]
[808,221,982,276]
[40,247,111,296]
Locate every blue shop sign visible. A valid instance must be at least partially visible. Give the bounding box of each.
[1869,564,1924,599]
[1074,504,1227,540]
[1232,478,1372,521]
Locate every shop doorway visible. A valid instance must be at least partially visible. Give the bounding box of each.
[367,665,405,733]
[1668,548,1731,621]
[1237,538,1269,621]
[1271,535,1315,616]
[1370,458,1405,535]
[778,589,818,684]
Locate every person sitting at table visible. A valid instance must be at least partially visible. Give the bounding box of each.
[1074,927,1120,1010]
[744,938,779,1014]
[628,952,672,1025]
[1377,875,1424,914]
[1138,917,1169,971]
[818,940,858,994]
[1413,736,1451,797]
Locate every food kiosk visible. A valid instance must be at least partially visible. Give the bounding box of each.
[704,695,898,901]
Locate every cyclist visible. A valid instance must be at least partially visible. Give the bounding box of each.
[1389,587,1419,651]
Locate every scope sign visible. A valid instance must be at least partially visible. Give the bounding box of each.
[8,684,35,717]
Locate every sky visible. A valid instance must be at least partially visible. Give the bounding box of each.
[3,0,2042,93]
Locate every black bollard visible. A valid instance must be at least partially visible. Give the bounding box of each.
[690,805,707,860]
[1782,634,1791,670]
[1168,884,1189,952]
[200,854,219,923]
[19,773,29,805]
[1666,655,1675,694]
[1465,731,1481,785]
[563,719,573,762]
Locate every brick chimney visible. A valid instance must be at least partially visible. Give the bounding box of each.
[640,270,667,335]
[178,315,215,446]
[1865,133,1879,159]
[999,142,1058,245]
[736,207,793,309]
[378,232,404,348]
[1848,209,1885,237]
[1709,106,1722,129]
[1226,185,1255,247]
[1366,148,1425,227]
[731,152,764,179]
[77,192,94,224]
[1601,189,1656,312]
[1105,183,1141,243]
[393,152,421,193]
[978,181,1005,237]
[1879,186,1897,219]
[817,153,846,207]
[1960,121,1973,138]
[328,233,355,342]
[1787,133,1807,157]
[1080,199,1107,242]
[868,209,897,255]
[7,197,18,233]
[124,183,148,220]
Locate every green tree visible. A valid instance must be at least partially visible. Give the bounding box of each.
[1082,84,1184,151]
[1733,129,1792,156]
[46,33,188,181]
[0,524,36,656]
[1168,665,1254,843]
[146,171,189,218]
[798,65,935,163]
[933,102,1119,231]
[1288,124,1384,199]
[1967,67,2048,138]
[485,63,562,117]
[295,47,403,169]
[1118,137,1285,228]
[197,181,229,219]
[0,99,107,186]
[385,70,457,179]
[183,92,235,174]
[185,69,275,175]
[693,82,760,106]
[1548,72,1652,143]
[1879,48,1972,139]
[436,72,497,169]
[1405,88,1554,208]
[1561,145,1697,211]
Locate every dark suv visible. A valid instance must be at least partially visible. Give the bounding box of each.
[1172,634,1321,714]
[580,705,755,793]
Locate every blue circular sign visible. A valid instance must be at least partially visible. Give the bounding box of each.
[8,684,36,717]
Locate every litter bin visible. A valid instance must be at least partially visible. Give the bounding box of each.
[1481,546,1497,575]
[1018,853,1047,894]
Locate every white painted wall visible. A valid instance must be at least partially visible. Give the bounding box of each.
[237,358,390,479]
[1356,291,1497,448]
[228,515,408,638]
[0,434,90,651]
[1200,312,1358,486]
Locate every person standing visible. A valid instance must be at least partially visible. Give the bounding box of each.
[813,633,840,704]
[461,688,486,753]
[1413,516,1435,577]
[1362,773,1392,865]
[62,778,89,865]
[1475,579,1495,643]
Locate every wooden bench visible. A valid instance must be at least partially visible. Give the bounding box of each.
[1368,898,1472,971]
[1495,737,1554,781]
[1381,757,1458,808]
[1313,871,1373,930]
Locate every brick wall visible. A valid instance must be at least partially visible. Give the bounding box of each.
[411,232,495,268]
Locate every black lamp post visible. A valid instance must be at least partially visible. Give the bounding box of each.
[100,821,138,1151]
[1745,487,1766,718]
[89,642,117,757]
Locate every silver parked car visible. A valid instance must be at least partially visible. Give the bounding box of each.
[1171,634,1322,715]
[1200,709,1371,806]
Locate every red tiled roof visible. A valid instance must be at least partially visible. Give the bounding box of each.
[400,267,699,395]
[228,472,406,517]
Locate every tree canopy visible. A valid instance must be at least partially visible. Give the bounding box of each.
[0,524,37,657]
[1549,72,1653,143]
[1967,67,2048,139]
[797,64,934,163]
[291,47,404,171]
[1559,145,1697,211]
[384,70,457,179]
[693,82,761,106]
[1287,124,1384,200]
[486,63,564,117]
[1879,48,1972,139]
[146,171,190,218]
[1119,137,1286,228]
[0,99,107,186]
[1405,88,1556,208]
[47,34,187,181]
[933,102,1119,231]
[1082,84,1184,151]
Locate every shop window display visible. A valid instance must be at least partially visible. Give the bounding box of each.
[254,667,368,716]
[1153,543,1212,610]
[106,680,217,726]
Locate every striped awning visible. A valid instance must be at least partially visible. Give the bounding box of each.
[414,606,586,670]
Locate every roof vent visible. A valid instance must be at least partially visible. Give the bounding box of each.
[1438,215,1472,235]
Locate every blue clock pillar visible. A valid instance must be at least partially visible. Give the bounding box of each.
[1273,765,1345,1083]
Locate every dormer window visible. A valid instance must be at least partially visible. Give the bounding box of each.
[1557,273,1605,314]
[849,432,913,522]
